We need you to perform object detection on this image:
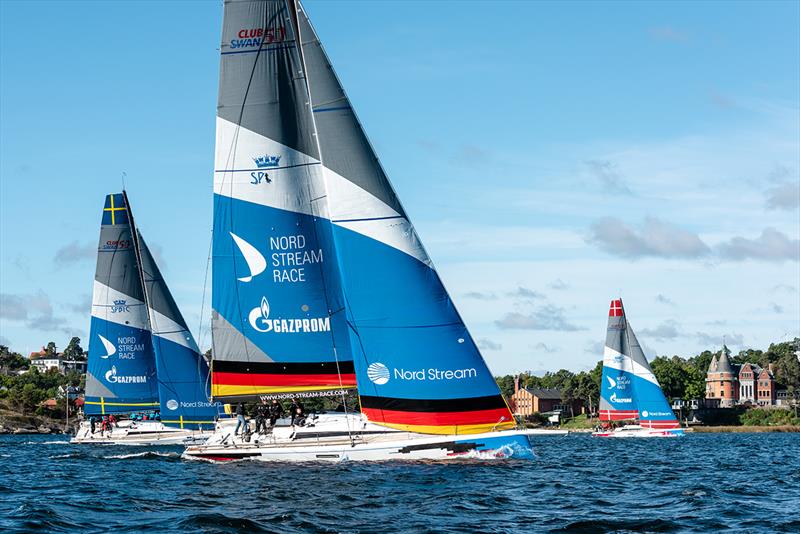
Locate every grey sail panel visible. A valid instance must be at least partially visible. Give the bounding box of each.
[296,2,405,217]
[218,0,319,159]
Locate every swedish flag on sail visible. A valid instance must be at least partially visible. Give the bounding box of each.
[102,193,128,226]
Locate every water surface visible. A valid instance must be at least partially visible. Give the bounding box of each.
[1,433,798,532]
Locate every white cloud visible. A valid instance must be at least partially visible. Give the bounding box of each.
[588,217,710,259]
[715,228,799,262]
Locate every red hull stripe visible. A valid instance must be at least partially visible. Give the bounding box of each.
[362,407,511,426]
[641,420,680,428]
[213,371,356,387]
[600,410,639,421]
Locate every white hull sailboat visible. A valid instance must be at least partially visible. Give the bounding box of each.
[591,424,683,438]
[592,299,685,438]
[71,419,209,446]
[185,0,541,462]
[76,192,219,446]
[185,413,564,462]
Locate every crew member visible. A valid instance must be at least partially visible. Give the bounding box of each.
[254,400,268,434]
[289,398,305,426]
[234,402,248,435]
[269,399,283,428]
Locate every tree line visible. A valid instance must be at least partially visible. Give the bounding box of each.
[495,338,800,413]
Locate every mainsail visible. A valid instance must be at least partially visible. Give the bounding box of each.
[85,194,159,415]
[135,226,219,429]
[211,0,355,400]
[297,2,514,434]
[599,299,679,429]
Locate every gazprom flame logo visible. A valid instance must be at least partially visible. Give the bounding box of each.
[367,363,390,385]
[249,297,272,332]
[104,365,146,384]
[248,296,330,334]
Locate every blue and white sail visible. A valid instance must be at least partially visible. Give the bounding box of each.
[297,2,514,434]
[84,194,159,415]
[211,0,355,399]
[599,299,679,429]
[135,227,220,430]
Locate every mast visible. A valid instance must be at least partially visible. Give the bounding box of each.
[210,0,356,402]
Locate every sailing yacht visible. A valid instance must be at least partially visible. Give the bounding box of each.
[183,0,539,462]
[72,193,220,445]
[592,299,684,438]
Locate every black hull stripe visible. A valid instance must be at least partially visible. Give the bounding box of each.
[214,360,355,375]
[359,395,507,413]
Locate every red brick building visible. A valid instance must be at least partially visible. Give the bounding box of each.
[706,348,777,407]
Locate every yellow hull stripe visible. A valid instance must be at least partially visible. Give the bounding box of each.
[372,420,516,435]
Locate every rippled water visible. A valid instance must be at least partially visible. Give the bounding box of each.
[1,433,798,532]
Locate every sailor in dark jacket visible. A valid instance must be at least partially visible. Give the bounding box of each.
[268,399,283,427]
[254,400,269,434]
[234,402,248,435]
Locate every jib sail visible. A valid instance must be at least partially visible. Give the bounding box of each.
[297,2,514,434]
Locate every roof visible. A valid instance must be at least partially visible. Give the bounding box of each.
[716,350,734,375]
[708,354,719,373]
[524,387,563,400]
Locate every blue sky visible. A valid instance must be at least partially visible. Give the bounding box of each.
[1,0,798,374]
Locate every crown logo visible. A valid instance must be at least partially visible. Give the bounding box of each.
[113,300,126,306]
[253,154,281,168]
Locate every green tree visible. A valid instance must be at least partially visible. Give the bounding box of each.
[0,345,29,374]
[62,337,86,361]
[44,341,57,356]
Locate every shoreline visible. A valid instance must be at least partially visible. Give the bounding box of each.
[689,425,800,433]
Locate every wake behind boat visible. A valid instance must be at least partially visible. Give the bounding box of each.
[592,299,684,438]
[71,193,219,445]
[184,0,537,462]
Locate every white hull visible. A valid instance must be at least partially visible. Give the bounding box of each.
[183,413,541,462]
[70,419,210,445]
[592,424,684,438]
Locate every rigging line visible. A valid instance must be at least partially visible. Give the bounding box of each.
[291,0,353,445]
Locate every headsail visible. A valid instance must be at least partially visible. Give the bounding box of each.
[297,2,514,434]
[626,326,680,430]
[211,0,355,400]
[599,299,679,429]
[135,227,220,429]
[85,194,159,415]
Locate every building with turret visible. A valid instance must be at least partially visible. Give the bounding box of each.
[706,347,776,407]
